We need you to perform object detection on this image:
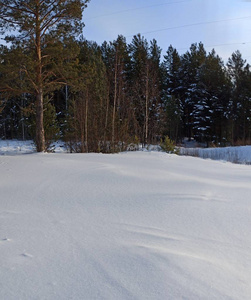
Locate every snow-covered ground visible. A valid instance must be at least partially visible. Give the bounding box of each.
[180,145,251,164]
[0,139,35,155]
[1,141,251,299]
[1,139,251,165]
[0,140,66,155]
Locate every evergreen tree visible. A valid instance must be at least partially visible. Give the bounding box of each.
[101,35,131,152]
[0,0,90,151]
[163,45,182,97]
[128,34,149,144]
[64,40,108,153]
[227,51,251,144]
[1,21,250,149]
[197,49,231,145]
[148,39,163,144]
[162,45,182,142]
[163,43,231,145]
[128,34,162,145]
[180,42,207,140]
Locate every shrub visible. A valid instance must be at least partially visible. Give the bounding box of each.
[160,136,179,154]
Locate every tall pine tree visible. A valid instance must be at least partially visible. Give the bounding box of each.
[0,0,90,151]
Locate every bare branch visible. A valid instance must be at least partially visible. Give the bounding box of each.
[41,13,66,36]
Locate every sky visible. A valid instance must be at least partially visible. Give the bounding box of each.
[82,0,251,64]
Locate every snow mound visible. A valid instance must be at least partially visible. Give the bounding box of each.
[1,151,251,299]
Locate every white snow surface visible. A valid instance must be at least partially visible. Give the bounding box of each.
[0,139,35,155]
[180,145,251,165]
[1,143,251,299]
[0,140,66,155]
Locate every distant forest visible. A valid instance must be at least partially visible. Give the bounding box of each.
[1,33,251,152]
[1,0,251,152]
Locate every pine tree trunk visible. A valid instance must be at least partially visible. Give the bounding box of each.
[104,88,110,150]
[36,90,45,152]
[85,90,89,153]
[35,6,45,152]
[112,52,118,153]
[145,63,149,145]
[243,110,246,145]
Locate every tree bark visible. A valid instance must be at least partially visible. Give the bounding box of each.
[36,90,45,152]
[112,52,118,153]
[35,2,45,152]
[103,88,110,150]
[145,63,149,145]
[85,90,89,153]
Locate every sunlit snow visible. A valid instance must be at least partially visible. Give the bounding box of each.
[1,140,251,299]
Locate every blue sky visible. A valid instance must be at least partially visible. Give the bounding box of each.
[82,0,251,64]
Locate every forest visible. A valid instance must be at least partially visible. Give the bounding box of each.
[0,1,251,152]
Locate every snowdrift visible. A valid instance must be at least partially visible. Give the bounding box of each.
[1,150,251,299]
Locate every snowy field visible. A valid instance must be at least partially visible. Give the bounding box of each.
[180,145,251,165]
[1,140,251,300]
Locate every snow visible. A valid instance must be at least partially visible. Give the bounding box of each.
[0,140,35,155]
[180,145,251,164]
[0,140,66,155]
[1,141,251,299]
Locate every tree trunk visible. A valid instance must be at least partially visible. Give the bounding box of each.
[85,90,89,153]
[104,88,110,151]
[243,109,246,145]
[35,3,45,152]
[112,52,118,153]
[145,63,149,145]
[36,90,45,152]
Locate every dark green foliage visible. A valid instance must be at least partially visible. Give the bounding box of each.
[128,34,163,145]
[162,42,250,146]
[227,51,251,144]
[64,41,109,153]
[0,31,251,150]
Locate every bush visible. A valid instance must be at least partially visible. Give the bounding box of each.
[160,136,179,154]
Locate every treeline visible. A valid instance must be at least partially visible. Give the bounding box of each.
[0,35,251,152]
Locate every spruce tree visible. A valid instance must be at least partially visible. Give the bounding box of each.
[180,42,207,140]
[197,49,231,145]
[227,51,251,144]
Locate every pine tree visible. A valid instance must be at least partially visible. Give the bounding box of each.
[128,34,162,145]
[148,39,163,144]
[0,0,90,151]
[64,40,108,153]
[101,35,130,152]
[128,34,149,145]
[162,45,182,142]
